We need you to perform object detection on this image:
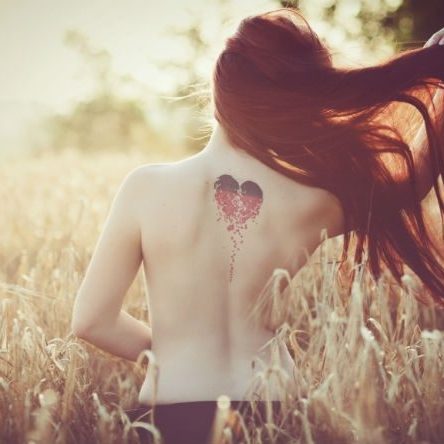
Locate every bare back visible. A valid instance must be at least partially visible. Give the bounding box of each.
[138,147,343,405]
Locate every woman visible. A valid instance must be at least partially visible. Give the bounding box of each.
[71,7,444,444]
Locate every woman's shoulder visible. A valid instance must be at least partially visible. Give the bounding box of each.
[120,157,205,202]
[121,161,176,188]
[127,154,203,179]
[113,162,171,209]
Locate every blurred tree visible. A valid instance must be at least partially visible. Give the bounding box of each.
[45,30,160,152]
[382,0,444,49]
[47,93,152,152]
[279,0,443,59]
[155,0,233,153]
[279,0,404,63]
[155,17,211,153]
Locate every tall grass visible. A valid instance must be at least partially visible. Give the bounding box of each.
[0,150,443,443]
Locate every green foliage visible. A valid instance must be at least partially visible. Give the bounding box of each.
[46,93,155,152]
[382,0,444,48]
[280,0,443,54]
[154,2,233,154]
[45,30,159,153]
[279,0,403,63]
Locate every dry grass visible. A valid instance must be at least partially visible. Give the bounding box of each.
[0,149,443,444]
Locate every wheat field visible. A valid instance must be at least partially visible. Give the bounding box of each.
[1,149,443,444]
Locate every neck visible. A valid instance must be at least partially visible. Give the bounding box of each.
[196,121,270,175]
[209,121,231,146]
[200,121,252,160]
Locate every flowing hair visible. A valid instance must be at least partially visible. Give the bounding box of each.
[210,7,444,308]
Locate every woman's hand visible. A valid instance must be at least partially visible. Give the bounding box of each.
[424,27,444,47]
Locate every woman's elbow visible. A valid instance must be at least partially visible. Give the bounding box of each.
[70,318,91,338]
[70,294,98,338]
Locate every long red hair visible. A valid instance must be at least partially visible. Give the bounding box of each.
[210,7,444,308]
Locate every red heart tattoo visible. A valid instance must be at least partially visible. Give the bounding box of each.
[213,174,263,281]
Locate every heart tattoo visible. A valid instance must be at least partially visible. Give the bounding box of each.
[213,174,263,281]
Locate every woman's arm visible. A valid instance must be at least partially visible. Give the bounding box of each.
[74,310,152,363]
[71,166,152,362]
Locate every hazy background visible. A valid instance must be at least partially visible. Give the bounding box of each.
[1,4,444,441]
[1,0,443,157]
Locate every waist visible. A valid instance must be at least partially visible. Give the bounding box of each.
[138,343,296,405]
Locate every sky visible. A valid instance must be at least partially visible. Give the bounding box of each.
[0,0,278,152]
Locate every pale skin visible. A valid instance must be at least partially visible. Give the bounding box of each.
[71,32,444,405]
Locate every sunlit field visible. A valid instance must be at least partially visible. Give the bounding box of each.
[1,149,443,443]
